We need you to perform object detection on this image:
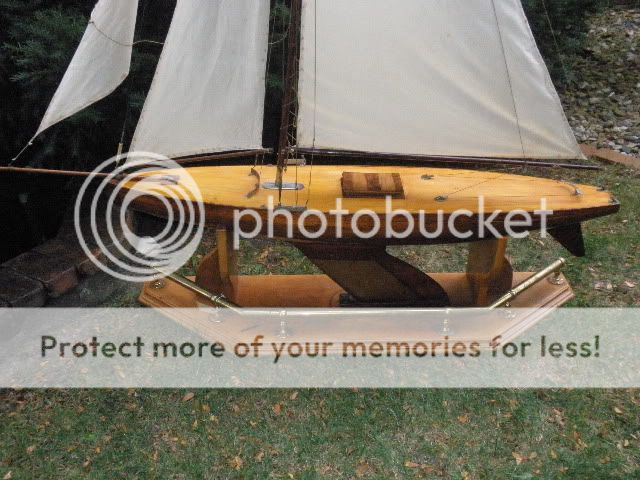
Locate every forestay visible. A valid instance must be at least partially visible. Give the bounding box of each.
[296,0,584,160]
[36,0,139,137]
[130,0,270,158]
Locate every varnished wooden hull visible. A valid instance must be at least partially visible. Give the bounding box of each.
[121,165,619,246]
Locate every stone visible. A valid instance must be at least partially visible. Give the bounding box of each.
[0,268,47,307]
[564,8,639,157]
[3,251,79,299]
[34,237,105,277]
[47,271,142,308]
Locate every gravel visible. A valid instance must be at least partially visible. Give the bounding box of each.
[561,8,640,155]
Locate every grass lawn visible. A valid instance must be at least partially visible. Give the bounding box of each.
[1,162,639,478]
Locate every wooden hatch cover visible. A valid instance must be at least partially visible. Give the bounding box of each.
[341,172,405,199]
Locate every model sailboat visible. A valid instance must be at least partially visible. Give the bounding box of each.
[9,0,620,309]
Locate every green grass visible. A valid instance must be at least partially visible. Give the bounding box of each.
[1,389,638,478]
[1,163,639,479]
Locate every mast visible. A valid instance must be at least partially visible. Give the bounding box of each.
[274,0,303,198]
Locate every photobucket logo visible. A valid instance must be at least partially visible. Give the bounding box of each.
[233,196,553,248]
[74,152,205,282]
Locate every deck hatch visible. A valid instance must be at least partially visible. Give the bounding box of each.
[341,172,405,199]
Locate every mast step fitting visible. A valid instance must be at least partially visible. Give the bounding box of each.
[275,205,307,213]
[286,158,307,166]
[262,182,305,191]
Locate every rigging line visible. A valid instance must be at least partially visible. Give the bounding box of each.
[439,165,582,199]
[439,172,509,199]
[280,4,287,83]
[305,152,315,208]
[489,0,526,158]
[265,7,275,81]
[436,159,562,197]
[269,1,291,45]
[132,0,163,47]
[119,99,131,145]
[269,35,289,46]
[116,102,130,165]
[262,1,275,174]
[295,159,299,205]
[117,0,150,158]
[541,0,570,85]
[6,137,36,167]
[268,20,290,47]
[312,0,318,148]
[89,21,164,47]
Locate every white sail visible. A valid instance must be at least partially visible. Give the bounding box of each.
[36,0,139,137]
[130,0,270,158]
[297,0,583,160]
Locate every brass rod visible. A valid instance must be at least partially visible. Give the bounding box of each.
[153,268,242,313]
[489,258,567,309]
[152,269,449,317]
[155,258,567,314]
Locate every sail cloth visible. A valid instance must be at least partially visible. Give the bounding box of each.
[297,0,584,160]
[130,0,270,158]
[35,0,139,137]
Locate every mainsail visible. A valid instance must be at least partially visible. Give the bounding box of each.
[130,0,270,159]
[35,0,139,137]
[296,0,583,160]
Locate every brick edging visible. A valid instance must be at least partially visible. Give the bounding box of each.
[0,207,131,307]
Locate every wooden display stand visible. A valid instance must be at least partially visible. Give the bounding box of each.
[140,228,574,310]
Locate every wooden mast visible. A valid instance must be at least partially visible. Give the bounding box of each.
[274,0,303,198]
